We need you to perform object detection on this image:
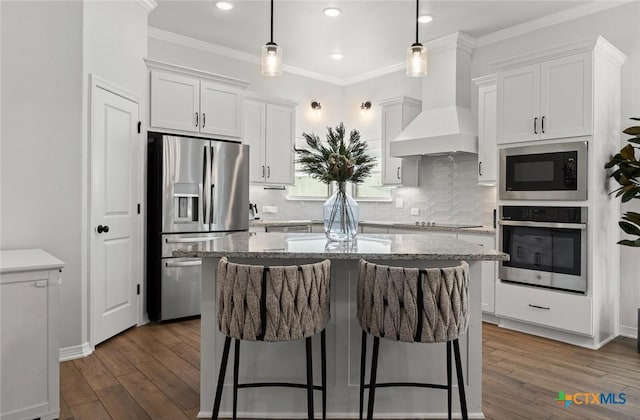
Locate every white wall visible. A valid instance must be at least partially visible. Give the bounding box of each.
[471,1,640,336]
[1,0,84,349]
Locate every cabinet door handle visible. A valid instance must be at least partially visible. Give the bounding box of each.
[202,113,206,128]
[195,112,199,127]
[478,161,483,176]
[396,167,401,179]
[267,166,271,178]
[534,252,541,266]
[534,117,538,134]
[528,304,550,310]
[541,116,545,133]
[34,280,48,288]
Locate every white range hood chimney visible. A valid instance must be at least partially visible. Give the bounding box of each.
[391,32,478,157]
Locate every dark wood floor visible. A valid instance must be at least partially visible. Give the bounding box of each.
[60,319,640,419]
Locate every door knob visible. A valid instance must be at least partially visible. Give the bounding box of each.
[97,225,110,234]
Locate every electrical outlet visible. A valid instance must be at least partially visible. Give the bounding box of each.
[395,198,404,209]
[262,205,278,213]
[410,208,420,216]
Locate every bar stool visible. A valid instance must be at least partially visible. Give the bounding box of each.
[212,257,331,420]
[356,259,470,420]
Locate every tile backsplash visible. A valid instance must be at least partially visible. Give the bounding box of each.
[250,153,496,227]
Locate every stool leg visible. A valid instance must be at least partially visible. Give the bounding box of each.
[212,336,232,420]
[453,339,468,420]
[447,341,452,420]
[232,339,240,420]
[359,331,367,420]
[306,336,315,420]
[366,336,380,420]
[321,330,327,420]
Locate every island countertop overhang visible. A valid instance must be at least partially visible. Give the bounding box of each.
[172,232,509,261]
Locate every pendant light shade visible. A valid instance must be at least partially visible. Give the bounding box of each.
[406,0,427,77]
[262,0,282,76]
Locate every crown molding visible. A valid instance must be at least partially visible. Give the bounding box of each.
[136,0,157,13]
[490,36,626,71]
[341,62,406,86]
[475,0,635,48]
[243,91,299,107]
[472,74,497,88]
[148,27,345,86]
[426,31,475,55]
[144,58,251,89]
[378,96,421,107]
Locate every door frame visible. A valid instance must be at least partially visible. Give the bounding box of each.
[87,74,145,349]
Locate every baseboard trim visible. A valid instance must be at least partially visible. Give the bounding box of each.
[59,342,93,362]
[619,325,638,339]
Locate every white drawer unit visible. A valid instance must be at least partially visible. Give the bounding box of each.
[495,281,592,336]
[1,249,64,420]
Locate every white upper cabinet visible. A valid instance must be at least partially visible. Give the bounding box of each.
[497,52,592,144]
[146,60,249,141]
[243,95,296,185]
[150,71,200,132]
[474,75,497,185]
[200,81,243,138]
[380,97,421,186]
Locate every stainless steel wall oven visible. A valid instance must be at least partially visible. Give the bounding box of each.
[499,206,587,293]
[500,141,588,200]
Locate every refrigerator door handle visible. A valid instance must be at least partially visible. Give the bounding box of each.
[202,145,209,226]
[165,260,202,268]
[209,146,215,224]
[165,237,217,243]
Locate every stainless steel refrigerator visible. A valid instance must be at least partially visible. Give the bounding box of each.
[147,133,249,321]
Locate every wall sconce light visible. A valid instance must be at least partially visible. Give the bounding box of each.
[311,101,322,110]
[360,101,372,111]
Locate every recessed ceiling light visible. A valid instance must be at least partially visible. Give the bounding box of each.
[215,2,234,11]
[323,7,341,17]
[330,52,344,60]
[418,14,433,23]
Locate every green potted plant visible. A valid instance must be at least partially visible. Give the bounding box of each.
[605,117,640,351]
[295,123,376,242]
[605,118,640,246]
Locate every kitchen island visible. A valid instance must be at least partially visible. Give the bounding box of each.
[175,232,508,419]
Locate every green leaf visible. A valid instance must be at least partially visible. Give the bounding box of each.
[620,144,636,160]
[619,221,640,236]
[628,137,640,145]
[617,239,640,247]
[623,126,640,136]
[630,117,640,121]
[622,211,640,225]
[621,186,640,202]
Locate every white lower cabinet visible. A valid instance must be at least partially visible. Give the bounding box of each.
[457,233,497,314]
[495,281,592,336]
[1,250,64,420]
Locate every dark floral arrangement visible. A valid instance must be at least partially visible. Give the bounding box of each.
[294,122,376,185]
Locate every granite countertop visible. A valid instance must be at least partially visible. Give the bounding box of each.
[249,219,496,235]
[173,232,508,261]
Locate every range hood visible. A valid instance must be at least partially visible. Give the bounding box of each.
[390,32,478,157]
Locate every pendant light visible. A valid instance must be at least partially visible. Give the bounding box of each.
[406,0,427,77]
[262,0,282,76]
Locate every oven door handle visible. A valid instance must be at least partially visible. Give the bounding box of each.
[498,220,586,230]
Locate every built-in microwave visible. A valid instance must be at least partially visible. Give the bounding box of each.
[500,141,587,200]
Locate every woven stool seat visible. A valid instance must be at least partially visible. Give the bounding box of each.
[356,259,470,420]
[357,260,469,343]
[212,257,331,420]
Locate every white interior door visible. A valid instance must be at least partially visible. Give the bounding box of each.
[91,83,140,345]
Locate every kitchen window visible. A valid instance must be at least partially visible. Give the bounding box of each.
[353,138,392,201]
[287,136,331,200]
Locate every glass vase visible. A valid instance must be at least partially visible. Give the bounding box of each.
[323,182,359,242]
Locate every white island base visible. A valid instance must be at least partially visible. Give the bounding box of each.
[177,233,507,419]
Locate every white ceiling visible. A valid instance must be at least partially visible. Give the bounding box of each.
[149,1,608,80]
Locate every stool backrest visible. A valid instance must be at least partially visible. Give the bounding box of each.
[357,260,469,343]
[217,257,331,341]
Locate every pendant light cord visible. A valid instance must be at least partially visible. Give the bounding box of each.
[270,0,274,43]
[415,0,419,44]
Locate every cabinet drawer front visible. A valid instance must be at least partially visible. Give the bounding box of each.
[495,282,592,336]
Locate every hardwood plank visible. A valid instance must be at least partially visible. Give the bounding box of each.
[136,359,200,411]
[73,353,119,391]
[167,340,200,369]
[95,384,151,420]
[117,371,190,420]
[68,400,112,420]
[109,334,155,365]
[94,338,138,377]
[59,395,73,420]
[60,361,98,407]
